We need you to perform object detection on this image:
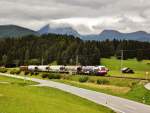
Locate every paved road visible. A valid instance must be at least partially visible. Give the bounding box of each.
[1,73,150,113]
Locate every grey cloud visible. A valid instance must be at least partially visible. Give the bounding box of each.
[53,0,117,9]
[0,0,150,34]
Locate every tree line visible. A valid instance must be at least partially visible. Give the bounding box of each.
[0,34,150,66]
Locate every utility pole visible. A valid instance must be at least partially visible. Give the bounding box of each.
[120,50,124,73]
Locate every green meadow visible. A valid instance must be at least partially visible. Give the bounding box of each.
[101,57,150,79]
[0,75,114,113]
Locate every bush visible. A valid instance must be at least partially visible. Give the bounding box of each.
[10,69,21,75]
[24,71,30,75]
[97,79,109,85]
[16,70,21,74]
[30,72,34,76]
[10,70,15,74]
[29,71,39,76]
[0,68,7,73]
[48,73,61,79]
[34,72,39,75]
[79,76,89,83]
[41,73,49,78]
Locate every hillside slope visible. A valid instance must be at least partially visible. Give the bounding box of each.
[0,25,39,38]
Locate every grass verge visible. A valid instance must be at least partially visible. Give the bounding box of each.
[0,75,115,113]
[53,75,150,105]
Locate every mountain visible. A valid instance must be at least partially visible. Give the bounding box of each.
[38,24,80,37]
[38,24,150,42]
[0,24,149,42]
[0,25,39,38]
[81,30,150,42]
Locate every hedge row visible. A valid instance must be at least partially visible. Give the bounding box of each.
[41,73,61,79]
[78,76,110,85]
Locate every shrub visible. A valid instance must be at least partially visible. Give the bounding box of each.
[48,73,61,79]
[24,71,30,75]
[79,76,89,83]
[97,79,109,85]
[30,72,34,76]
[34,72,39,75]
[16,70,21,74]
[41,73,49,78]
[10,70,15,74]
[53,74,61,79]
[0,68,7,73]
[29,72,39,76]
[10,69,21,75]
[47,74,53,79]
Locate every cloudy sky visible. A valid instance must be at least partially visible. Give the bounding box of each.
[0,0,150,34]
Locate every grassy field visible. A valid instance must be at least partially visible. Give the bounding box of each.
[101,57,150,79]
[53,75,150,105]
[0,75,115,113]
[16,71,150,105]
[2,57,150,107]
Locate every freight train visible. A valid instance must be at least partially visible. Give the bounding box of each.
[20,65,109,76]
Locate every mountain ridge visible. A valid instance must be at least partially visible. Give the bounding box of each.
[38,24,150,41]
[38,24,80,37]
[0,25,39,38]
[81,30,150,41]
[0,24,149,42]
